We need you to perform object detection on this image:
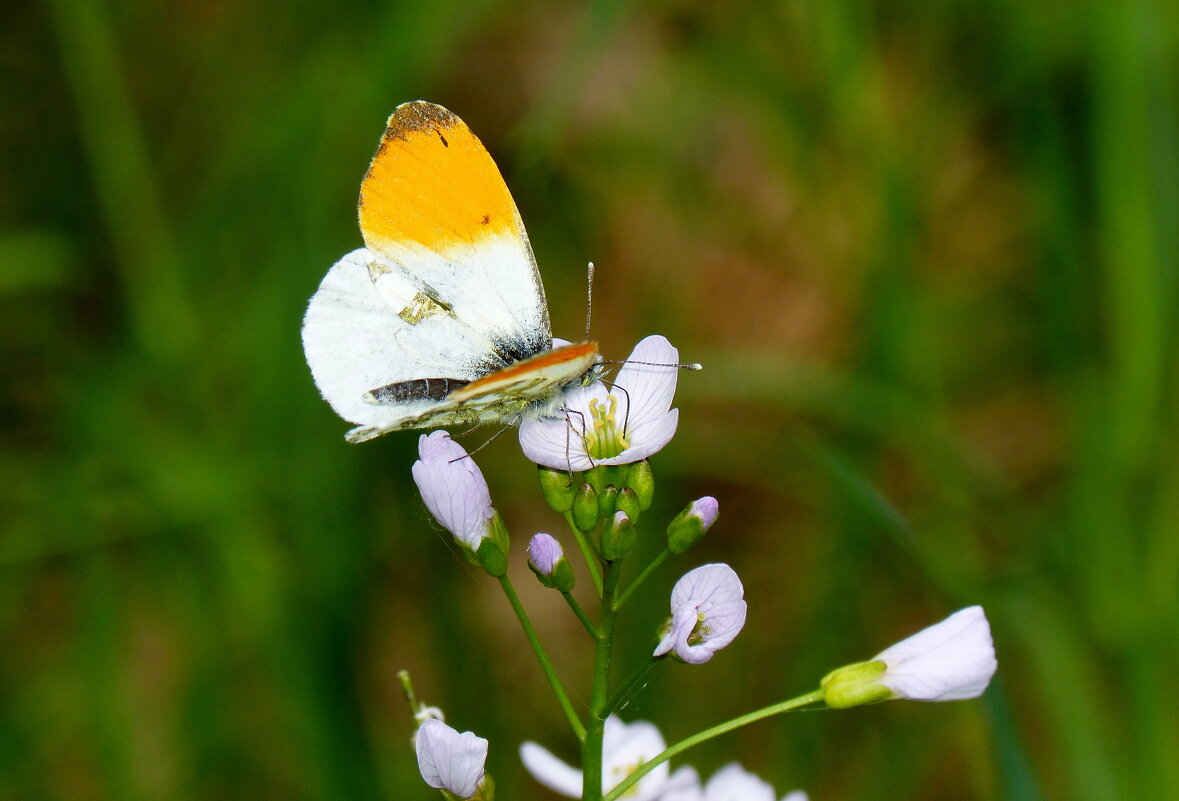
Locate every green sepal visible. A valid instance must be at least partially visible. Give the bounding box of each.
[474,773,495,800]
[600,512,636,561]
[549,559,575,592]
[666,508,703,555]
[537,466,576,513]
[597,485,619,518]
[820,660,892,708]
[475,536,508,578]
[572,484,600,533]
[616,487,641,523]
[527,555,575,592]
[584,465,624,493]
[487,512,510,556]
[624,460,655,510]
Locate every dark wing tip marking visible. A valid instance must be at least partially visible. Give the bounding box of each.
[384,101,460,141]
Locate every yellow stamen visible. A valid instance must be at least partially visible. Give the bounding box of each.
[583,396,630,460]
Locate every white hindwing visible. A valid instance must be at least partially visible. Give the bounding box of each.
[301,246,549,436]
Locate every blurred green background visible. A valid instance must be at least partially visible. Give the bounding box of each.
[3,0,1178,799]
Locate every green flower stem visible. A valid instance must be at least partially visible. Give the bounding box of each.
[582,561,622,801]
[498,575,586,741]
[605,656,660,716]
[564,510,604,596]
[562,590,600,638]
[603,689,828,801]
[613,547,670,611]
[397,670,423,718]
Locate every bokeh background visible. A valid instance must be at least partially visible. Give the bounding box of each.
[4,0,1178,799]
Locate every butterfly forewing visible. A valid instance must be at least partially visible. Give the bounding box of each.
[359,101,551,362]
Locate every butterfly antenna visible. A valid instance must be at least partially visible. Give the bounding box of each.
[601,359,703,371]
[563,407,595,471]
[612,382,632,439]
[584,262,595,342]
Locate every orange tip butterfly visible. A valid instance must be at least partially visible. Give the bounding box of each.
[302,101,603,443]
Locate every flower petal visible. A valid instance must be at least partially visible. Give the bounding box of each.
[599,409,679,466]
[703,763,776,801]
[611,335,680,431]
[659,766,704,801]
[527,533,564,576]
[874,606,997,701]
[415,719,487,799]
[519,741,583,798]
[411,431,494,548]
[603,717,670,800]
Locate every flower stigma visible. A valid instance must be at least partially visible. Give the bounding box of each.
[584,395,630,460]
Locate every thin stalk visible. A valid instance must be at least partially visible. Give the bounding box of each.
[563,591,600,638]
[613,547,670,611]
[605,657,660,716]
[604,689,827,801]
[582,562,621,801]
[499,575,586,741]
[564,510,604,595]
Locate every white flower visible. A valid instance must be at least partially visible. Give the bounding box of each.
[411,430,494,549]
[873,605,997,701]
[822,606,997,708]
[520,715,695,800]
[415,719,488,799]
[654,564,747,665]
[520,335,682,470]
[657,764,808,801]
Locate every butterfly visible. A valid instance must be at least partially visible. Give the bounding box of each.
[302,101,603,443]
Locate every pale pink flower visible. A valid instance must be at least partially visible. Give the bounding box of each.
[654,564,747,664]
[411,431,494,549]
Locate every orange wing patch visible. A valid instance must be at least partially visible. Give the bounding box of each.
[359,101,523,254]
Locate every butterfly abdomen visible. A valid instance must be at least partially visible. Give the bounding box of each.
[365,377,470,404]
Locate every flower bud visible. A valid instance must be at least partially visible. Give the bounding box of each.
[415,718,489,799]
[624,460,655,510]
[666,497,718,555]
[821,606,997,708]
[537,466,576,513]
[616,487,641,522]
[583,465,622,494]
[600,510,636,561]
[527,533,575,592]
[597,485,619,518]
[411,431,495,550]
[572,484,599,533]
